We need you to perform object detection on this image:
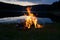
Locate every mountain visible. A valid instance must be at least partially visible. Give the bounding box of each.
[0,2,25,17]
[26,1,60,22]
[0,1,60,22]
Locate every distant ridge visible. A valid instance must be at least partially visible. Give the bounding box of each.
[0,1,60,22]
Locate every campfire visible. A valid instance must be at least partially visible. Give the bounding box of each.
[23,7,43,29]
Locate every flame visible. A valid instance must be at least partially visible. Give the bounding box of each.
[24,7,42,29]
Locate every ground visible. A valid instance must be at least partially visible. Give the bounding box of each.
[0,23,60,40]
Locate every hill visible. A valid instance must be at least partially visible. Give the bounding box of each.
[0,1,60,22]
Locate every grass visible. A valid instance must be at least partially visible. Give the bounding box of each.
[0,23,60,40]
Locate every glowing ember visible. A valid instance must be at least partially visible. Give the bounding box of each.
[24,7,42,29]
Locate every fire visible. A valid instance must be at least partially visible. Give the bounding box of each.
[24,7,42,29]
